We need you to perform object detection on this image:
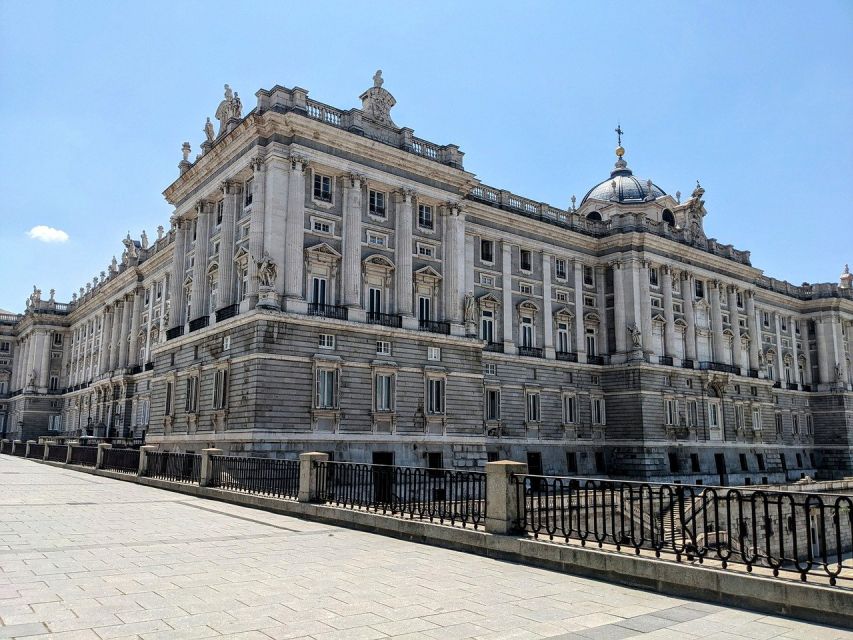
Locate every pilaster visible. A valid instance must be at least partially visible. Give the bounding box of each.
[542,253,554,358]
[168,217,187,329]
[190,201,213,321]
[247,157,266,307]
[218,180,241,309]
[395,190,414,317]
[341,173,364,310]
[662,265,675,358]
[284,155,307,304]
[573,259,586,363]
[501,243,516,354]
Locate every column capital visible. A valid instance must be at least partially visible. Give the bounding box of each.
[196,200,214,215]
[288,152,308,171]
[609,259,622,270]
[345,172,366,187]
[221,179,243,195]
[397,187,417,201]
[250,156,266,173]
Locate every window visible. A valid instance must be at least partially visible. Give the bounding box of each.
[555,258,567,280]
[737,292,744,308]
[48,415,62,432]
[376,340,391,355]
[708,401,720,429]
[185,376,199,413]
[649,267,659,287]
[795,320,801,335]
[775,412,783,434]
[165,381,173,415]
[480,310,494,343]
[563,394,577,424]
[735,404,744,430]
[418,296,431,322]
[792,413,800,435]
[319,334,335,349]
[485,363,497,376]
[665,399,678,426]
[313,174,332,202]
[244,177,254,206]
[567,452,578,474]
[417,243,434,258]
[213,369,228,410]
[591,397,605,425]
[485,388,501,421]
[806,414,813,435]
[557,322,570,353]
[316,368,338,409]
[216,200,224,226]
[595,451,607,473]
[367,232,387,247]
[0,341,9,353]
[687,400,698,427]
[739,453,749,471]
[311,277,327,305]
[53,333,63,346]
[526,391,540,422]
[520,249,532,271]
[668,452,681,473]
[691,453,701,473]
[49,376,59,391]
[427,452,443,472]
[651,297,662,309]
[427,378,445,414]
[756,453,766,471]
[695,280,705,298]
[368,287,382,314]
[521,317,534,348]
[662,209,675,226]
[584,295,596,307]
[556,290,568,303]
[752,408,761,431]
[0,381,6,394]
[418,204,433,229]
[312,218,333,234]
[585,327,597,356]
[520,283,532,295]
[781,317,787,331]
[222,335,231,351]
[374,373,394,412]
[750,385,758,396]
[427,346,441,361]
[368,190,386,217]
[481,239,494,263]
[762,312,770,327]
[583,265,594,286]
[480,274,494,287]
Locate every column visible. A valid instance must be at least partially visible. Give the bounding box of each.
[395,190,414,318]
[39,331,51,390]
[710,281,725,363]
[118,296,131,368]
[790,315,800,387]
[26,333,38,389]
[613,260,626,354]
[263,157,288,298]
[815,318,831,384]
[218,181,240,309]
[639,260,652,354]
[773,312,784,383]
[99,307,112,374]
[802,317,813,384]
[168,218,187,329]
[542,253,554,358]
[341,174,363,309]
[501,243,515,354]
[11,338,22,390]
[727,286,741,370]
[832,317,850,386]
[190,201,212,321]
[595,265,608,355]
[442,204,465,326]
[683,272,697,361]
[128,289,143,366]
[159,276,168,338]
[110,300,123,371]
[144,286,153,362]
[573,259,586,362]
[662,265,675,358]
[284,157,307,306]
[746,290,759,371]
[247,158,266,307]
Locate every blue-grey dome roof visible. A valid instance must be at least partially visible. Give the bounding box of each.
[582,158,665,204]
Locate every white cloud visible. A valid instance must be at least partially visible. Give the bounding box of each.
[27,225,69,243]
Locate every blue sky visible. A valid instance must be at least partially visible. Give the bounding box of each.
[1,1,851,312]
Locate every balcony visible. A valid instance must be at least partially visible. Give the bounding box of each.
[366,312,402,328]
[216,304,240,323]
[128,365,142,375]
[188,316,209,332]
[484,342,504,353]
[518,346,544,358]
[658,356,674,366]
[772,381,782,389]
[587,354,609,365]
[418,319,450,335]
[682,359,695,370]
[786,382,799,391]
[748,369,759,378]
[144,362,154,372]
[308,303,348,321]
[166,326,184,341]
[556,351,578,362]
[697,361,741,375]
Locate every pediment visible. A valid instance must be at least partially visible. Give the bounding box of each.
[363,254,395,270]
[306,242,342,259]
[518,299,540,312]
[651,313,666,325]
[478,293,501,306]
[584,311,601,324]
[554,306,574,319]
[414,265,442,280]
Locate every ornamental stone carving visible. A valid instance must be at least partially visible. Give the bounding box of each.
[360,70,396,127]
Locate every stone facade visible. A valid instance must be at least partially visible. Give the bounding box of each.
[3,73,852,483]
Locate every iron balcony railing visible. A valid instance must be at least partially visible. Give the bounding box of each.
[418,319,451,335]
[215,304,240,323]
[46,445,67,462]
[556,351,578,362]
[70,445,97,467]
[314,461,486,529]
[144,362,154,372]
[145,451,200,484]
[166,326,184,340]
[484,342,504,353]
[682,359,695,369]
[366,312,403,328]
[748,369,759,378]
[101,448,140,474]
[308,303,349,321]
[697,361,741,375]
[514,474,853,587]
[787,383,799,391]
[128,365,142,375]
[659,356,674,366]
[518,346,544,358]
[209,455,300,500]
[188,316,209,332]
[587,355,609,365]
[773,381,782,389]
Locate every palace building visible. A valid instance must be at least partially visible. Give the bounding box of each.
[2,73,852,484]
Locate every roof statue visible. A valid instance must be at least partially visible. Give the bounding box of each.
[204,117,215,143]
[841,264,852,289]
[214,84,242,135]
[360,70,396,127]
[141,229,148,250]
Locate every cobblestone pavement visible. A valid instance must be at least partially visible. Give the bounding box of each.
[0,457,850,640]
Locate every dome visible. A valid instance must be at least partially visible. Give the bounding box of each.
[582,156,665,204]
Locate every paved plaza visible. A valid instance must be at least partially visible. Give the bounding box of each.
[0,457,849,640]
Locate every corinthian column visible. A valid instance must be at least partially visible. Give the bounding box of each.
[542,253,554,358]
[218,181,241,309]
[710,281,725,363]
[341,174,363,311]
[442,203,466,327]
[168,218,187,329]
[128,289,143,366]
[639,260,652,354]
[683,272,697,362]
[662,265,675,359]
[39,331,51,391]
[790,315,800,387]
[118,295,132,369]
[109,300,123,371]
[284,156,307,309]
[727,286,741,369]
[190,201,212,321]
[395,190,414,318]
[247,157,266,308]
[573,259,586,363]
[502,243,515,355]
[99,307,113,374]
[746,290,759,371]
[612,260,626,354]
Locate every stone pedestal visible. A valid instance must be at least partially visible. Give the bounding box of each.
[298,452,329,503]
[138,445,158,476]
[485,460,528,535]
[256,287,281,311]
[96,443,112,469]
[200,448,223,487]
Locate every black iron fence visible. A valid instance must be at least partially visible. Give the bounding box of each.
[46,445,67,462]
[514,475,853,586]
[70,445,97,467]
[0,441,10,454]
[209,455,299,499]
[101,448,140,474]
[146,451,201,483]
[26,444,45,459]
[314,461,486,529]
[11,444,25,457]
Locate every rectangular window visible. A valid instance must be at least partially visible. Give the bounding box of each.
[216,200,224,226]
[427,378,445,414]
[244,177,253,206]
[795,320,801,334]
[585,327,597,357]
[668,452,681,473]
[185,376,199,413]
[480,239,494,263]
[740,453,749,471]
[376,340,391,355]
[583,265,594,286]
[665,399,678,426]
[319,333,335,349]
[521,317,534,348]
[427,452,443,471]
[691,453,701,473]
[557,322,570,353]
[480,309,494,343]
[222,335,231,351]
[735,404,744,430]
[367,232,387,247]
[312,219,333,234]
[486,388,501,421]
[752,408,761,430]
[595,451,607,473]
[368,287,382,314]
[418,204,433,229]
[418,296,431,322]
[49,375,59,391]
[520,249,532,271]
[567,452,578,474]
[213,369,228,410]
[427,346,441,361]
[555,258,567,280]
[756,453,766,471]
[736,291,744,308]
[556,290,568,303]
[649,267,659,287]
[53,333,63,346]
[316,368,338,409]
[48,415,61,432]
[417,243,434,258]
[312,277,327,305]
[592,397,605,425]
[479,274,494,287]
[485,363,497,376]
[563,394,576,424]
[584,295,596,307]
[695,280,704,298]
[806,414,813,435]
[526,391,540,422]
[313,174,332,202]
[368,190,386,217]
[374,373,394,412]
[165,381,173,415]
[0,341,9,352]
[520,283,532,295]
[775,413,783,433]
[687,400,698,427]
[792,413,800,435]
[763,312,770,327]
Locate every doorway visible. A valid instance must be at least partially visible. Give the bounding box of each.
[714,453,728,486]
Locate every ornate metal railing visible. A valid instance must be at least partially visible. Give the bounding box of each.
[314,461,486,529]
[209,455,299,499]
[484,342,505,353]
[697,361,741,375]
[70,445,97,467]
[418,320,451,335]
[145,451,201,484]
[188,316,209,332]
[518,346,544,358]
[556,350,578,362]
[682,359,695,369]
[101,448,140,474]
[659,356,674,366]
[46,445,67,462]
[514,475,853,587]
[308,303,349,321]
[216,304,240,322]
[26,444,45,459]
[587,355,609,365]
[166,326,184,340]
[366,312,403,328]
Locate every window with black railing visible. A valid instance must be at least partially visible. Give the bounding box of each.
[556,351,578,362]
[308,303,348,320]
[216,304,240,322]
[518,346,543,358]
[166,326,184,340]
[366,312,402,328]
[188,316,210,332]
[209,455,300,499]
[418,319,450,335]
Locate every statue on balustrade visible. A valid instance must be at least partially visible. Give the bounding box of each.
[257,252,277,288]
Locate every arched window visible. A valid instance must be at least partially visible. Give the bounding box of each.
[662,209,675,226]
[586,211,602,221]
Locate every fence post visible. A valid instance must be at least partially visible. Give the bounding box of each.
[65,443,73,464]
[298,452,329,503]
[0,439,8,454]
[138,445,157,476]
[199,448,222,487]
[43,442,50,461]
[485,460,528,535]
[25,440,36,458]
[12,440,22,456]
[96,443,112,469]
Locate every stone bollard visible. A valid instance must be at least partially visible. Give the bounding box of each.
[199,448,223,487]
[138,445,158,476]
[65,443,73,464]
[96,443,112,469]
[12,440,22,456]
[485,460,528,535]
[25,440,37,458]
[43,442,50,461]
[0,439,8,454]
[298,452,329,503]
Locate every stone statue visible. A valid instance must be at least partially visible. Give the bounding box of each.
[373,69,384,88]
[835,362,843,382]
[463,291,476,326]
[110,256,118,273]
[628,323,642,349]
[232,92,242,119]
[71,292,77,302]
[28,370,37,388]
[157,225,165,240]
[100,271,106,283]
[140,230,149,250]
[79,287,85,298]
[32,285,41,303]
[215,84,234,134]
[570,195,576,211]
[256,252,277,288]
[204,117,215,143]
[49,289,55,302]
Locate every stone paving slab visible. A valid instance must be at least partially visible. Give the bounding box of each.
[0,456,850,639]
